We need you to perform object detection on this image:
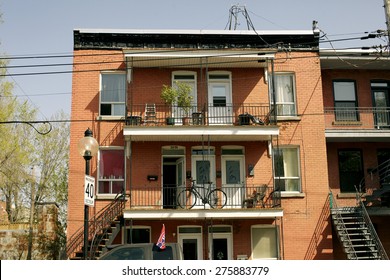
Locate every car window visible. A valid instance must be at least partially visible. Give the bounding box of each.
[152,245,174,260]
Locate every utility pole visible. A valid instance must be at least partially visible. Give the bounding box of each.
[27,166,35,260]
[384,0,390,46]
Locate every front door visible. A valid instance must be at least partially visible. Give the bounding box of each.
[178,226,203,260]
[208,226,233,260]
[373,89,390,129]
[192,153,216,208]
[221,156,244,208]
[208,73,232,124]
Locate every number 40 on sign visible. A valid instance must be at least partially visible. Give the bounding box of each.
[84,175,95,206]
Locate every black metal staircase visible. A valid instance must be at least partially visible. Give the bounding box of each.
[65,192,126,260]
[330,193,388,260]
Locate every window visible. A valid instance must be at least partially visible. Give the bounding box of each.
[333,80,358,121]
[126,227,151,244]
[338,150,364,193]
[251,226,278,259]
[273,147,300,192]
[98,148,125,194]
[100,72,126,116]
[271,73,296,116]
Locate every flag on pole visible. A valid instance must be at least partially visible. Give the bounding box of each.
[156,224,166,250]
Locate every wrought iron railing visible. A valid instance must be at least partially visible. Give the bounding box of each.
[126,103,273,126]
[324,107,390,130]
[329,191,358,260]
[128,184,281,209]
[358,199,389,260]
[65,191,126,259]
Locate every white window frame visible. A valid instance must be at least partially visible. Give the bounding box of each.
[271,72,297,116]
[99,71,126,117]
[273,146,301,193]
[251,225,279,260]
[97,146,125,197]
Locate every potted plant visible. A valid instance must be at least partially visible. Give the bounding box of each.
[160,81,193,125]
[176,82,193,125]
[160,84,178,125]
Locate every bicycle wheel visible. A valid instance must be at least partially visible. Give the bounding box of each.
[177,189,197,209]
[208,189,227,209]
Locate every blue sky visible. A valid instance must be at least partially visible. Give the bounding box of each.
[0,0,387,119]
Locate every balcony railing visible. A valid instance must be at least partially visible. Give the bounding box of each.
[126,103,272,126]
[127,184,281,209]
[324,107,390,130]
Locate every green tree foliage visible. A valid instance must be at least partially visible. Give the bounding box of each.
[0,57,69,258]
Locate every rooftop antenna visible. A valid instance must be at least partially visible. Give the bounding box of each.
[226,4,253,30]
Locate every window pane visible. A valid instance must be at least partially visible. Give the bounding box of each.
[100,150,124,179]
[275,75,294,102]
[225,160,240,184]
[98,181,110,194]
[196,160,210,184]
[101,73,126,102]
[334,82,356,101]
[252,227,277,259]
[112,104,125,116]
[127,228,151,243]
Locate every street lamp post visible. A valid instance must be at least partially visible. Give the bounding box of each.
[78,128,99,260]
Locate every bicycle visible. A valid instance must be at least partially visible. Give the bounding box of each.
[176,179,227,209]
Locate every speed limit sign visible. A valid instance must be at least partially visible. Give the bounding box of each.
[84,175,95,206]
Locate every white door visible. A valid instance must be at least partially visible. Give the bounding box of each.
[178,229,203,260]
[222,156,244,208]
[176,157,185,188]
[208,74,232,124]
[208,226,233,260]
[191,155,216,208]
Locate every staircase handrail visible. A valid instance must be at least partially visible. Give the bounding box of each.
[65,191,126,259]
[329,191,358,259]
[89,195,126,259]
[355,186,389,260]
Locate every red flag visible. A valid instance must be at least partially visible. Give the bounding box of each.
[156,224,166,250]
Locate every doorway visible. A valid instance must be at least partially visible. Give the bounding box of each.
[178,226,203,260]
[208,225,233,260]
[162,156,185,209]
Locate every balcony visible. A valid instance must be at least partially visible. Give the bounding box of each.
[126,184,281,210]
[324,107,390,142]
[124,103,278,142]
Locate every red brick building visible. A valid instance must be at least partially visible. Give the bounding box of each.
[66,29,389,260]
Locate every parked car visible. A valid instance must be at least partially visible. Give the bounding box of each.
[99,243,184,260]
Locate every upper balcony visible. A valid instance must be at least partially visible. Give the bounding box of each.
[123,103,278,142]
[324,107,390,142]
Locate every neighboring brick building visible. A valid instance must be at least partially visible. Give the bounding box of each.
[321,49,390,259]
[66,28,389,260]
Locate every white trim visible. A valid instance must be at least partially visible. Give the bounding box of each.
[123,209,283,219]
[177,226,203,260]
[123,126,279,142]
